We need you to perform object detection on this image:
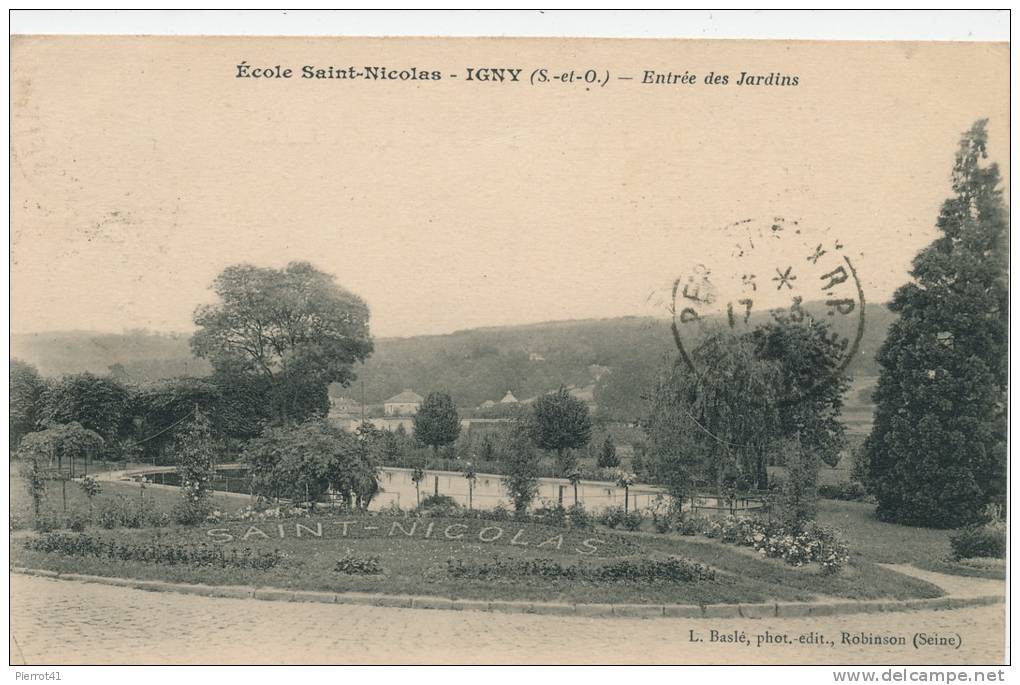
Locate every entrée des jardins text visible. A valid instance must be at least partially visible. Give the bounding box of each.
[235,62,800,87]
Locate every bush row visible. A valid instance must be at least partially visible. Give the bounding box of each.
[25,532,284,570]
[816,482,869,501]
[446,554,715,583]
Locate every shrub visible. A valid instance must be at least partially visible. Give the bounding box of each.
[566,503,593,530]
[171,499,213,526]
[486,503,514,522]
[817,482,868,501]
[377,501,405,517]
[675,516,708,536]
[531,502,566,527]
[334,549,384,575]
[776,440,819,528]
[597,506,626,529]
[418,494,460,516]
[95,497,154,529]
[620,510,644,532]
[33,512,89,533]
[646,495,677,533]
[950,521,1006,560]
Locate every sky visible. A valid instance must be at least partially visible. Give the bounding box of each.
[10,37,1009,339]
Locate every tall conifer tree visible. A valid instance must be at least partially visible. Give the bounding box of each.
[865,120,1007,528]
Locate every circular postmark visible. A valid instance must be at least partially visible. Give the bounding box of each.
[668,217,866,382]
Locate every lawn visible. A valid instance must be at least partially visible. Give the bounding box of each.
[10,509,944,606]
[11,475,985,604]
[815,500,1003,579]
[9,474,248,531]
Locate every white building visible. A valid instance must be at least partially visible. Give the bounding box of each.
[384,389,423,416]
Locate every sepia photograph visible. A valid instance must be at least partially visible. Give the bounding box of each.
[7,10,1011,672]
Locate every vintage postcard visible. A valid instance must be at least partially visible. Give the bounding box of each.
[9,25,1009,668]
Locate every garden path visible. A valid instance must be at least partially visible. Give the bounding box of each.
[10,572,1005,665]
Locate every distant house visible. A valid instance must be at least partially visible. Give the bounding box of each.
[528,352,546,362]
[384,389,423,416]
[500,390,519,404]
[480,399,496,409]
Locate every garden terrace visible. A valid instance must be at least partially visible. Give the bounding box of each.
[11,510,943,607]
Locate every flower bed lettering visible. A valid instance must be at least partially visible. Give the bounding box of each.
[205,518,608,556]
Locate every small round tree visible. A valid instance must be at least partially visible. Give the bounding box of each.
[413,392,461,458]
[566,468,582,506]
[530,387,592,475]
[499,421,540,517]
[411,465,426,506]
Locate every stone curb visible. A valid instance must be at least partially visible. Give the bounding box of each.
[10,567,1004,620]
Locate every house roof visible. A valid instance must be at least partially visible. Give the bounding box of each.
[500,391,519,404]
[385,389,423,404]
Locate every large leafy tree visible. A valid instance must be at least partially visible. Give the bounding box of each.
[130,374,269,462]
[39,372,132,443]
[191,262,373,424]
[10,359,46,448]
[243,419,378,507]
[645,315,848,498]
[412,391,461,457]
[646,331,781,499]
[865,120,1007,528]
[750,314,850,468]
[530,387,592,475]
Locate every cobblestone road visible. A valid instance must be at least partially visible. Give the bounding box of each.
[9,575,1006,665]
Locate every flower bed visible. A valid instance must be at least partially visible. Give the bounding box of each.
[334,548,384,575]
[446,553,715,583]
[25,532,284,570]
[697,516,849,575]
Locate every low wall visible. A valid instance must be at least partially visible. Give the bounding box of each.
[121,464,765,516]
